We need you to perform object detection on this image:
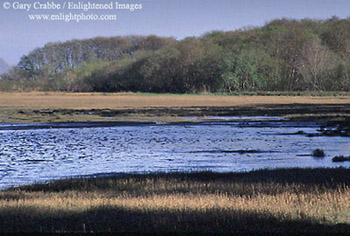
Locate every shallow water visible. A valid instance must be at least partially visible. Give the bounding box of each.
[0,118,350,189]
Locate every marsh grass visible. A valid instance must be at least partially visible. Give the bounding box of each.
[1,168,350,232]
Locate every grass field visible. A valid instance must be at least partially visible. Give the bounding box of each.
[0,92,350,123]
[2,92,350,109]
[1,168,350,233]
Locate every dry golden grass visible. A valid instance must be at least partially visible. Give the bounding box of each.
[0,92,350,110]
[0,92,349,123]
[1,169,350,232]
[2,188,349,223]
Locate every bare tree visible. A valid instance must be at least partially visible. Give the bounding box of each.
[297,38,337,90]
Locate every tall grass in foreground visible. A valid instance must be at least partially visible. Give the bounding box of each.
[1,168,350,233]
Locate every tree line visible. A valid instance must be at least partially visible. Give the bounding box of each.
[1,17,350,92]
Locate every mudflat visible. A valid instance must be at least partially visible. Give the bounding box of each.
[0,92,349,123]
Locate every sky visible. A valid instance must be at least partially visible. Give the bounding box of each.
[0,0,349,65]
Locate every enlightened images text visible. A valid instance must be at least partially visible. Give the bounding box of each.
[69,2,142,11]
[10,1,142,11]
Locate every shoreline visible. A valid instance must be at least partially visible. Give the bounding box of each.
[6,167,350,191]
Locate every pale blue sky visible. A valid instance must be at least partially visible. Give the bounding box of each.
[1,0,349,65]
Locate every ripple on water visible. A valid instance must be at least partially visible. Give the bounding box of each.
[0,120,350,189]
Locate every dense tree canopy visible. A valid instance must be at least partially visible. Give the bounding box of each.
[2,17,350,92]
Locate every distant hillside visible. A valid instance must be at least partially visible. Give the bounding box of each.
[0,58,10,74]
[3,17,350,92]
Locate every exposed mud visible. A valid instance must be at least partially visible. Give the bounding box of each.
[28,102,350,121]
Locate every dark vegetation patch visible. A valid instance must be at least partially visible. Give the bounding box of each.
[312,149,325,158]
[1,207,350,233]
[13,168,350,193]
[319,119,350,137]
[332,156,350,162]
